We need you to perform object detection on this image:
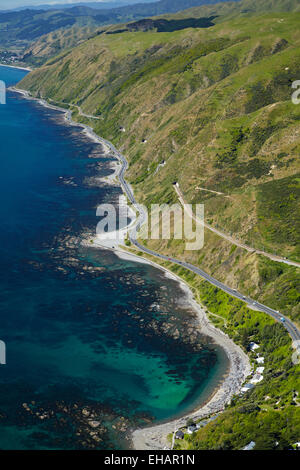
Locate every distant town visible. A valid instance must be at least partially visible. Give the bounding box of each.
[0,50,23,66]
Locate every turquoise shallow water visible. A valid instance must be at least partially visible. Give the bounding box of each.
[0,66,228,450]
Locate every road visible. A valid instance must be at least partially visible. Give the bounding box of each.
[20,88,298,345]
[130,237,300,342]
[47,99,103,121]
[69,103,103,121]
[94,136,300,343]
[175,184,300,269]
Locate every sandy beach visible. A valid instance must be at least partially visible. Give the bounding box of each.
[10,84,252,451]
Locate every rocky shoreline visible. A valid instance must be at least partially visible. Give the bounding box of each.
[112,249,252,450]
[10,83,252,451]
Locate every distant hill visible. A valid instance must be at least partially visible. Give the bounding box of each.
[169,0,300,19]
[0,0,240,67]
[10,0,298,67]
[1,1,155,12]
[0,0,237,56]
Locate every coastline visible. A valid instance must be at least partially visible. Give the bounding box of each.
[101,246,252,450]
[10,83,252,450]
[9,87,111,153]
[0,63,33,72]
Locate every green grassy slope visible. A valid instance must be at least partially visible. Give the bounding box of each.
[20,8,300,324]
[0,1,234,59]
[169,0,300,20]
[4,0,299,66]
[22,25,104,67]
[125,250,300,450]
[178,274,300,450]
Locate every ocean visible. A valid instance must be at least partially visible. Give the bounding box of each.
[0,65,227,450]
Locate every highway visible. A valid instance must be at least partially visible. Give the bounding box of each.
[14,86,299,344]
[130,237,300,342]
[98,136,300,344]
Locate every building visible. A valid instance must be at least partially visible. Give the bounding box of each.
[175,430,184,440]
[241,383,255,393]
[242,441,256,450]
[187,424,197,434]
[256,356,265,364]
[250,373,264,384]
[249,342,260,352]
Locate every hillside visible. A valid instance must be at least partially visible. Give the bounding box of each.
[0,1,233,50]
[170,0,300,18]
[4,0,298,65]
[19,3,300,326]
[21,25,103,67]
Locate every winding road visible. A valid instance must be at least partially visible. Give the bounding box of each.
[175,183,300,269]
[14,86,299,345]
[99,138,300,345]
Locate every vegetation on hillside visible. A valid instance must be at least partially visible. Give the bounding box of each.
[19,6,300,323]
[2,0,300,66]
[184,280,300,450]
[0,0,233,64]
[121,250,300,450]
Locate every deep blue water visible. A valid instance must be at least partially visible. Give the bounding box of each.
[0,66,227,450]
